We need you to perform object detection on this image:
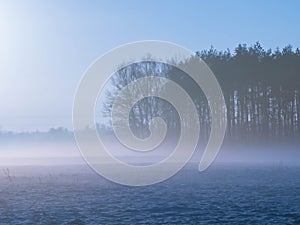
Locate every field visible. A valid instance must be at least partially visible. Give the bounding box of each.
[1,163,300,224]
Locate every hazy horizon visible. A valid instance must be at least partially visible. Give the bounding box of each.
[1,0,300,131]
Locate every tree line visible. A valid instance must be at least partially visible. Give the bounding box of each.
[101,42,300,144]
[197,42,300,143]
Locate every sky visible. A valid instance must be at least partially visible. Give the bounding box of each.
[1,0,300,131]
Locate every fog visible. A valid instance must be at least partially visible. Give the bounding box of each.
[0,132,299,170]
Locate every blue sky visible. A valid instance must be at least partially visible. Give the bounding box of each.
[1,0,300,131]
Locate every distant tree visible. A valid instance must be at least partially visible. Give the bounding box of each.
[100,43,300,143]
[101,60,179,138]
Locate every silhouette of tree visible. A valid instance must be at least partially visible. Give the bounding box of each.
[100,43,300,143]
